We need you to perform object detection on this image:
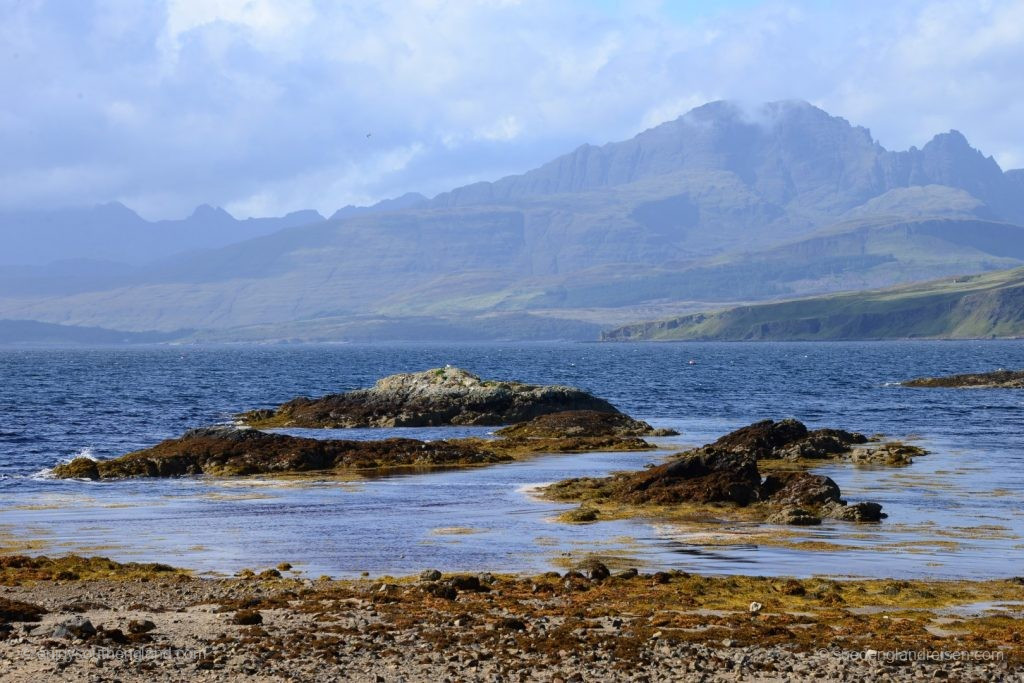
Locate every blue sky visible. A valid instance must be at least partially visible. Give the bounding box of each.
[1,0,1022,219]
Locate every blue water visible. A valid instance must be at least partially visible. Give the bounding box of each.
[1,341,1022,578]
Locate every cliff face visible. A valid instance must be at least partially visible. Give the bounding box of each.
[602,267,1024,341]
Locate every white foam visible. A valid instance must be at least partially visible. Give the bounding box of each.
[31,447,99,480]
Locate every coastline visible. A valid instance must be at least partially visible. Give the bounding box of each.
[1,554,1022,681]
[5,468,997,681]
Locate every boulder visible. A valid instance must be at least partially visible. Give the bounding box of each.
[766,506,822,525]
[50,617,96,640]
[850,443,924,466]
[711,419,809,458]
[761,472,843,507]
[822,501,886,522]
[575,559,611,581]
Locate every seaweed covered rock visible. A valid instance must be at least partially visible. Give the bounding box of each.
[711,419,810,458]
[52,426,507,479]
[850,442,925,466]
[239,367,622,428]
[618,449,763,506]
[495,410,676,439]
[543,420,892,524]
[711,419,869,461]
[760,472,842,507]
[903,369,1024,388]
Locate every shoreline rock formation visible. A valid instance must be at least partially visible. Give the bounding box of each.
[238,367,624,428]
[543,419,922,525]
[903,369,1024,388]
[52,410,665,480]
[52,426,509,479]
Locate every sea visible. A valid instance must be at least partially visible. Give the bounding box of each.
[1,341,1022,579]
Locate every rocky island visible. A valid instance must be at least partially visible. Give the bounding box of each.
[238,367,629,428]
[544,419,925,526]
[53,386,672,480]
[903,369,1024,388]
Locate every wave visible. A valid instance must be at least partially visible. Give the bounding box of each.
[31,447,99,480]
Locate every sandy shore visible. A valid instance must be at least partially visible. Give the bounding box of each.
[1,555,1022,681]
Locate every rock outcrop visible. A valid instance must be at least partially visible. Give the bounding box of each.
[544,419,894,524]
[710,419,868,461]
[903,369,1024,388]
[238,367,622,428]
[53,426,507,479]
[53,409,661,480]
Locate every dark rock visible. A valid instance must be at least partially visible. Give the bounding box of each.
[497,617,526,631]
[50,617,96,640]
[822,501,886,522]
[766,506,822,525]
[761,472,842,506]
[238,367,622,428]
[420,569,443,582]
[53,426,508,479]
[619,448,762,505]
[775,579,806,596]
[496,410,675,439]
[575,559,611,581]
[903,369,1024,388]
[712,419,808,459]
[449,575,488,592]
[0,597,46,623]
[424,583,458,601]
[231,609,263,626]
[777,429,866,460]
[127,619,156,634]
[564,506,599,522]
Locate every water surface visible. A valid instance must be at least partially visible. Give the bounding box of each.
[1,341,1021,578]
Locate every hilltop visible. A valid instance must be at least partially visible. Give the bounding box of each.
[602,267,1024,341]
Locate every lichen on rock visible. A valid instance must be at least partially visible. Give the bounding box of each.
[238,367,624,428]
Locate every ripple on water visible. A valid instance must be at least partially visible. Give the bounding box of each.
[0,341,1022,578]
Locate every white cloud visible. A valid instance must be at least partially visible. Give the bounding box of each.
[0,0,1022,219]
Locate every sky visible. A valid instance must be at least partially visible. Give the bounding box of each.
[1,0,1023,219]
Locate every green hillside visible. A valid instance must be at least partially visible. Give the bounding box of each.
[602,268,1024,341]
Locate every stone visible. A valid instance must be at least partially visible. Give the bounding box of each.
[761,472,842,507]
[766,506,822,526]
[127,619,156,634]
[575,559,610,581]
[822,501,886,522]
[420,569,443,582]
[51,617,96,640]
[231,609,262,626]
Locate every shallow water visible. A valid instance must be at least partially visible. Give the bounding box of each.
[0,341,1022,578]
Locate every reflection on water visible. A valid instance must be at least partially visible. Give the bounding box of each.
[1,341,1023,578]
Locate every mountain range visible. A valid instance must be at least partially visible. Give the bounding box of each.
[2,99,1024,342]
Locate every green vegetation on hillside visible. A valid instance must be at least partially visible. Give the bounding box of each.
[603,267,1024,341]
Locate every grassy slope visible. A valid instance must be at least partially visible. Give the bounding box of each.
[603,267,1024,341]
